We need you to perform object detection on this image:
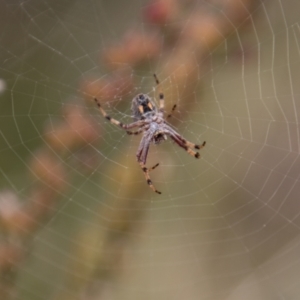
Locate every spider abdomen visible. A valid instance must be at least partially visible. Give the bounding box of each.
[131,93,157,121]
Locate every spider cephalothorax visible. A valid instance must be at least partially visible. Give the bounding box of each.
[94,74,206,194]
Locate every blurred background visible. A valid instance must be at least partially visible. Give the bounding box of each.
[1,0,300,299]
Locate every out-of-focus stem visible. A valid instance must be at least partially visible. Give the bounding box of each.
[0,105,99,299]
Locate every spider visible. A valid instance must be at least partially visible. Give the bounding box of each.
[94,74,206,194]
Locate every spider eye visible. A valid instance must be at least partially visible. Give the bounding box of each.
[139,94,145,100]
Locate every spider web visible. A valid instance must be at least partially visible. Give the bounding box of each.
[1,1,300,299]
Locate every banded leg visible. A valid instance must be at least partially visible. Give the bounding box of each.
[167,104,177,119]
[149,163,159,172]
[94,98,145,130]
[179,138,206,150]
[136,135,161,194]
[139,162,161,194]
[153,74,164,113]
[127,124,149,136]
[169,134,201,159]
[167,127,206,150]
[127,128,144,135]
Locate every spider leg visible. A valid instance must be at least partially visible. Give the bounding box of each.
[164,124,206,150]
[94,98,145,130]
[177,136,206,150]
[153,74,164,113]
[137,135,161,194]
[168,133,203,159]
[127,128,143,135]
[139,162,161,194]
[127,124,150,136]
[149,162,159,171]
[167,104,177,119]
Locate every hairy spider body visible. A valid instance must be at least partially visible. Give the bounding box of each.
[94,74,205,194]
[131,93,157,120]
